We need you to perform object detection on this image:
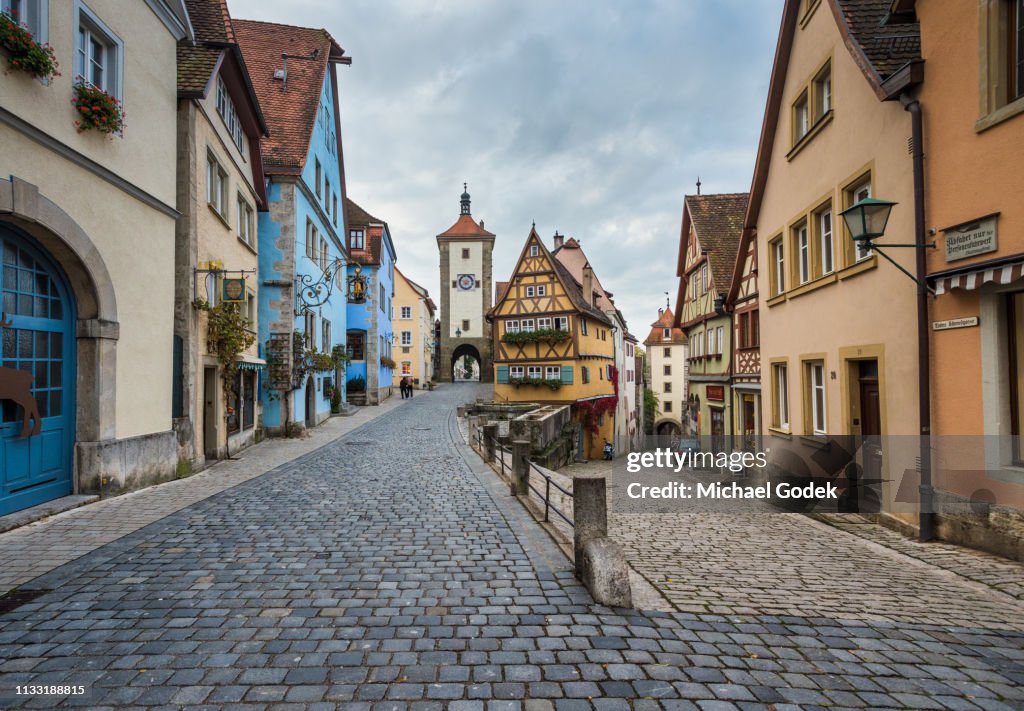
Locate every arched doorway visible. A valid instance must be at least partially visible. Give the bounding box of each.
[305,376,316,428]
[655,420,682,437]
[0,226,76,515]
[451,343,481,382]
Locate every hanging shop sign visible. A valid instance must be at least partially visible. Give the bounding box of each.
[706,385,725,402]
[221,277,247,303]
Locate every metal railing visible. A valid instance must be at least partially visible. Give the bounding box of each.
[472,428,574,528]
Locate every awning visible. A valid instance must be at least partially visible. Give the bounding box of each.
[237,354,267,371]
[932,258,1024,296]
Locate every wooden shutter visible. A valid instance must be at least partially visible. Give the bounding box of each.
[561,365,574,384]
[497,366,509,384]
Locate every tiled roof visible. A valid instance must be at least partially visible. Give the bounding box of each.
[685,193,748,293]
[346,199,388,267]
[185,0,233,43]
[177,43,221,94]
[345,197,383,227]
[437,214,495,239]
[550,257,612,327]
[551,238,616,314]
[833,0,920,82]
[234,19,343,175]
[644,307,688,347]
[495,281,509,303]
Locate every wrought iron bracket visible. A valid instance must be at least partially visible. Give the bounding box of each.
[295,258,349,315]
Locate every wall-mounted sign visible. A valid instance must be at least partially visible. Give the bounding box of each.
[943,214,998,262]
[932,316,979,331]
[221,277,246,303]
[706,385,725,401]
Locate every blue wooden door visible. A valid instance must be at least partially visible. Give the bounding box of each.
[0,227,76,516]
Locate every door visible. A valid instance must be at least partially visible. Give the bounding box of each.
[305,376,315,428]
[849,360,882,513]
[0,228,76,516]
[203,367,217,459]
[742,395,757,452]
[710,407,725,454]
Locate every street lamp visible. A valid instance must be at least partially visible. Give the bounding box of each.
[840,195,935,542]
[455,328,462,338]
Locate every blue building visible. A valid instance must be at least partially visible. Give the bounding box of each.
[235,20,351,433]
[344,199,397,405]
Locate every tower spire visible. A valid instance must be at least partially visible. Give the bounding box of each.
[696,176,702,196]
[460,183,471,215]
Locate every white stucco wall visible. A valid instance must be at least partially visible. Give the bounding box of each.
[447,241,484,338]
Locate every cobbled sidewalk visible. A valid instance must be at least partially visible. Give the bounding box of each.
[0,392,412,594]
[0,384,1022,710]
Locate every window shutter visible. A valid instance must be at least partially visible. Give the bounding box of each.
[561,366,574,384]
[497,366,509,384]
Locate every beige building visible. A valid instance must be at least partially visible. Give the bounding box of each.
[0,0,190,516]
[644,307,689,437]
[393,268,436,389]
[174,0,268,467]
[750,0,922,515]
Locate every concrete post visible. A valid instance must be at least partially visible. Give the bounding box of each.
[511,440,530,496]
[572,476,608,577]
[483,423,498,463]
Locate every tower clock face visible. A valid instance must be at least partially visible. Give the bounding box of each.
[457,274,476,291]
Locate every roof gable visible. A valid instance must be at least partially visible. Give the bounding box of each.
[644,307,687,346]
[683,193,748,293]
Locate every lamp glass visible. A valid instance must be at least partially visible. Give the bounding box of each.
[840,198,896,242]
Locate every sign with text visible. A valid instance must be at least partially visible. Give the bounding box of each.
[706,385,725,401]
[933,316,979,331]
[943,214,998,262]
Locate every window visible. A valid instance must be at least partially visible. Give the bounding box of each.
[664,401,673,413]
[664,364,671,376]
[751,310,760,348]
[525,286,535,297]
[582,367,590,384]
[981,0,1024,118]
[76,6,121,98]
[706,330,714,355]
[380,284,386,308]
[664,382,672,393]
[538,317,552,329]
[527,365,542,379]
[1014,0,1024,101]
[236,194,254,247]
[462,319,470,332]
[206,154,228,217]
[806,360,826,435]
[462,248,470,259]
[536,285,547,296]
[347,331,365,360]
[3,1,45,41]
[772,363,789,430]
[818,207,834,275]
[245,290,256,328]
[1009,292,1024,463]
[554,316,568,331]
[333,195,338,226]
[701,264,708,294]
[401,331,412,346]
[510,365,524,379]
[401,361,412,376]
[216,76,245,153]
[664,347,671,357]
[401,306,412,319]
[663,328,671,340]
[771,238,785,296]
[813,62,832,120]
[322,318,331,352]
[521,319,535,332]
[350,229,364,250]
[716,326,724,355]
[545,366,561,380]
[739,312,749,349]
[581,319,588,336]
[319,237,329,271]
[793,91,810,142]
[795,221,810,285]
[505,320,519,334]
[315,159,322,197]
[847,178,873,261]
[305,311,317,350]
[306,219,317,260]
[530,245,539,256]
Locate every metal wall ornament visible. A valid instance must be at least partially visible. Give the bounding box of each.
[347,264,368,304]
[296,258,352,314]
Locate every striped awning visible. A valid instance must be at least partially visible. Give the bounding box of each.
[932,260,1024,296]
[237,354,267,371]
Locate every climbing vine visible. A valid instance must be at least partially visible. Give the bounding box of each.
[195,299,255,402]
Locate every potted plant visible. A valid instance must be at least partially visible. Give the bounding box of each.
[72,80,124,135]
[0,11,58,80]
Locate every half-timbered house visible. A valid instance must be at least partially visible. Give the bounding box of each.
[488,227,616,459]
[674,193,748,448]
[727,215,760,451]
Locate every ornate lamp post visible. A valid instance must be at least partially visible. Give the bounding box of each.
[839,197,935,542]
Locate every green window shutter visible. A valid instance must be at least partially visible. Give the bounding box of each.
[561,365,574,384]
[497,366,509,384]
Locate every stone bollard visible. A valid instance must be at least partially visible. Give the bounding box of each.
[572,475,633,608]
[483,424,498,463]
[573,476,608,568]
[511,440,530,496]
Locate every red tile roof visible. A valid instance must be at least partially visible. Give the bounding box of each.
[684,193,748,292]
[437,213,496,240]
[495,281,509,303]
[233,19,347,175]
[644,307,688,347]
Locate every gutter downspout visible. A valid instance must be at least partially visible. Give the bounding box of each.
[902,92,935,542]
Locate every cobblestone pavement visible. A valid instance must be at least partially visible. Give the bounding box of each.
[0,385,1022,710]
[0,394,411,594]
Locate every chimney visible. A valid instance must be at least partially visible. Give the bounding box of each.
[582,264,593,306]
[553,231,564,250]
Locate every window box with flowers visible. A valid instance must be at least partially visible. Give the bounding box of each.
[509,377,562,391]
[72,80,124,135]
[0,11,58,80]
[380,356,396,370]
[501,328,570,345]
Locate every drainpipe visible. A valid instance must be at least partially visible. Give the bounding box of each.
[902,93,935,542]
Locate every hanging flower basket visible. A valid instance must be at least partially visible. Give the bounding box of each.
[72,81,124,135]
[0,12,59,80]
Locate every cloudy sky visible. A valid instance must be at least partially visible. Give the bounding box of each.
[230,0,783,338]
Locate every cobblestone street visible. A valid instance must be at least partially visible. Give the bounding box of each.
[1,384,1023,710]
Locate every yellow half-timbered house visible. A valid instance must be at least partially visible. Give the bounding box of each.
[488,227,616,459]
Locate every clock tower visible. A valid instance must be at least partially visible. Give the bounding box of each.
[437,185,495,382]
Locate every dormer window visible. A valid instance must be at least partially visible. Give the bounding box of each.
[349,229,364,250]
[216,76,245,153]
[663,328,671,340]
